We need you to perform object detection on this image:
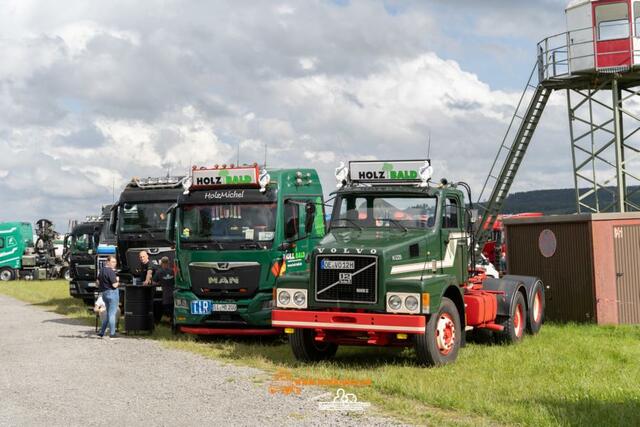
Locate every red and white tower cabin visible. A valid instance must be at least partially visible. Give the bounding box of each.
[567,0,640,73]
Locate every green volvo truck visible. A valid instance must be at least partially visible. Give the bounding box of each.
[273,160,545,366]
[168,164,325,335]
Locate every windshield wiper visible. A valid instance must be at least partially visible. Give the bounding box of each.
[330,218,362,231]
[239,240,263,250]
[386,219,408,232]
[182,239,224,250]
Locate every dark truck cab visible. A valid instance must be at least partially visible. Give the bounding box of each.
[67,206,116,304]
[109,177,185,318]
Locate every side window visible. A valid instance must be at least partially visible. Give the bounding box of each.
[443,198,459,229]
[596,2,630,41]
[0,237,4,249]
[284,200,301,240]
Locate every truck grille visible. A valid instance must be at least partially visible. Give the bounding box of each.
[315,255,377,304]
[189,262,260,299]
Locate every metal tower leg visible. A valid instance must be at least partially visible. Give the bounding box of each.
[567,79,640,213]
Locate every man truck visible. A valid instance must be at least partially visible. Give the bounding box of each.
[272,160,545,366]
[109,176,186,319]
[0,219,68,281]
[67,206,117,305]
[167,164,325,335]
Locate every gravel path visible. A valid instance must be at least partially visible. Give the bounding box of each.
[0,294,401,427]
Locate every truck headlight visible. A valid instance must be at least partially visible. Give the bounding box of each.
[276,288,307,309]
[388,294,402,311]
[175,298,189,309]
[405,295,419,312]
[277,290,291,306]
[386,292,421,314]
[293,291,306,306]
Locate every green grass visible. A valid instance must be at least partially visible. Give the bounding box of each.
[2,280,639,426]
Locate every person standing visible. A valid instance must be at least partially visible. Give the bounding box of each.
[152,257,174,322]
[98,255,120,338]
[137,251,154,286]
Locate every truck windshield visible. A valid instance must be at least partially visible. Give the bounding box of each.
[331,195,437,230]
[180,203,277,246]
[70,234,94,253]
[119,202,170,233]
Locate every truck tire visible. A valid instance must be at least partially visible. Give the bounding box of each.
[0,268,14,282]
[496,291,526,344]
[62,268,71,281]
[415,297,461,366]
[289,329,338,362]
[527,282,544,335]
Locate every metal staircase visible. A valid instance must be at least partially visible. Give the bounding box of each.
[474,63,553,255]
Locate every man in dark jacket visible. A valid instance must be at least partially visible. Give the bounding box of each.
[152,257,174,322]
[97,255,119,338]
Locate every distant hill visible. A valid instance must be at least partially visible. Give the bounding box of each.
[483,186,640,215]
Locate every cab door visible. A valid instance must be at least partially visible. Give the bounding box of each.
[282,197,325,274]
[594,0,632,69]
[440,196,465,283]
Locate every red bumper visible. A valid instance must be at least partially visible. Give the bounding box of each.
[272,309,425,334]
[179,327,282,336]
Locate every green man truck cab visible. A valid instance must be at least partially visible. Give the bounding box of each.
[168,163,325,335]
[110,177,186,318]
[272,160,545,366]
[0,220,68,281]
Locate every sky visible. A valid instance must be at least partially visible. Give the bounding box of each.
[0,0,574,231]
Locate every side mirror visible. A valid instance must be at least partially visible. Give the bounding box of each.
[304,202,316,234]
[165,206,177,243]
[109,207,118,234]
[63,234,69,250]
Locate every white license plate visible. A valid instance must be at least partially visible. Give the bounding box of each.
[321,260,355,270]
[190,301,237,315]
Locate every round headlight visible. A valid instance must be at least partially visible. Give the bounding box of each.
[388,294,402,311]
[278,290,291,306]
[293,291,306,306]
[405,295,419,312]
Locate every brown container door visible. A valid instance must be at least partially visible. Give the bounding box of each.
[613,225,640,324]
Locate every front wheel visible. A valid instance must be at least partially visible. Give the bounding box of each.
[0,268,14,282]
[415,297,461,366]
[289,329,338,362]
[62,268,71,281]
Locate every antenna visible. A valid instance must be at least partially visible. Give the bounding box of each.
[112,175,115,203]
[263,143,268,168]
[427,129,432,160]
[237,143,240,165]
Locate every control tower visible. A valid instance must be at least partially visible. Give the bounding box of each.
[476,0,640,250]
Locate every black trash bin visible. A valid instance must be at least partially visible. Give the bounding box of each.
[124,285,155,334]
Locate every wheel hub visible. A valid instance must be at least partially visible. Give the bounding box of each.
[533,291,542,323]
[435,313,456,355]
[514,304,524,337]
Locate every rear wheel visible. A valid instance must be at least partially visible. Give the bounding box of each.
[415,297,461,366]
[497,292,526,344]
[62,268,71,281]
[0,268,14,282]
[289,329,338,362]
[527,282,544,335]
